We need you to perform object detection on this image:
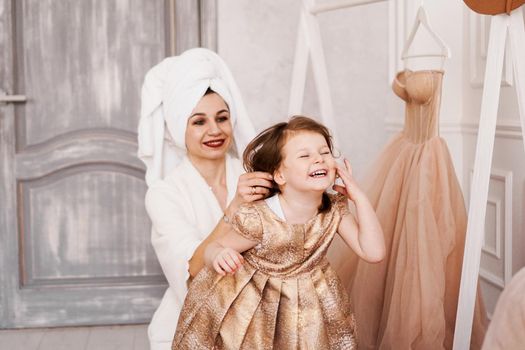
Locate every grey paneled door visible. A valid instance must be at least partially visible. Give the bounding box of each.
[0,0,206,328]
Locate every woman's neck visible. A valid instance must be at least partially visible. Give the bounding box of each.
[187,154,227,188]
[278,188,323,224]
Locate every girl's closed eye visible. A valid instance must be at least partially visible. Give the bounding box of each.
[299,154,310,158]
[320,147,331,155]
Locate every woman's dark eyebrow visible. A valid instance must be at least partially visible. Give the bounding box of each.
[189,112,206,119]
[190,109,229,119]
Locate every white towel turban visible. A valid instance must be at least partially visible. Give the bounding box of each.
[138,48,256,186]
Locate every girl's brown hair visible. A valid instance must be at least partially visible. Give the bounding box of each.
[243,115,334,212]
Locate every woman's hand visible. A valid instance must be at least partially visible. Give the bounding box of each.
[227,172,273,215]
[332,159,364,202]
[193,172,271,278]
[212,247,245,276]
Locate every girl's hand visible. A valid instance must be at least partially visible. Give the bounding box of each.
[333,159,363,201]
[212,247,245,276]
[228,172,273,214]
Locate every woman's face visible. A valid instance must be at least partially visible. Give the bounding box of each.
[185,92,233,161]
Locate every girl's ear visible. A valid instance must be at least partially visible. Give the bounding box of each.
[273,169,286,186]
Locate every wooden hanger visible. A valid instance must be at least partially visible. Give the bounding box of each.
[401,4,451,68]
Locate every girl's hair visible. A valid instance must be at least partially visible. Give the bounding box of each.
[243,115,334,212]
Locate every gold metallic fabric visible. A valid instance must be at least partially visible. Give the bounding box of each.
[173,193,357,349]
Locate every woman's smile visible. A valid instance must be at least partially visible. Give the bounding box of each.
[203,138,226,148]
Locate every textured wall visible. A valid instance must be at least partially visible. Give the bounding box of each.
[217,0,389,178]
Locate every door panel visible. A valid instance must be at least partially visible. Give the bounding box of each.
[20,166,155,285]
[1,0,179,328]
[15,0,165,146]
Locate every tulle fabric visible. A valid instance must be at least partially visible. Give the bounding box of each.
[481,267,525,350]
[328,70,487,349]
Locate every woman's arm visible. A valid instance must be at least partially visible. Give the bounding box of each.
[188,217,232,277]
[334,160,385,263]
[188,171,273,277]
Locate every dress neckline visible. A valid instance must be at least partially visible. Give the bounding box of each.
[394,69,444,87]
[263,194,321,227]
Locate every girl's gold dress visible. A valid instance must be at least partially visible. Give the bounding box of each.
[172,193,356,349]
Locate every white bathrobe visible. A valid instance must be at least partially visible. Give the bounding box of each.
[138,48,255,349]
[144,154,244,350]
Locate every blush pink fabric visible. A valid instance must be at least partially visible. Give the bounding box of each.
[328,70,488,350]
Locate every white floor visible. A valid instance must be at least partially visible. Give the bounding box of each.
[0,324,149,350]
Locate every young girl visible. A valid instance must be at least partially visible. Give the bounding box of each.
[172,116,385,349]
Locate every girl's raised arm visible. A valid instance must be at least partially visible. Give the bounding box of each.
[334,159,385,263]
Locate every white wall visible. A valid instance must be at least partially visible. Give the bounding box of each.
[217,0,389,179]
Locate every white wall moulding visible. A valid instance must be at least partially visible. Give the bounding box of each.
[465,168,514,327]
[462,119,524,139]
[490,169,513,284]
[385,119,523,139]
[481,197,502,260]
[385,119,468,134]
[479,269,506,289]
[469,168,514,285]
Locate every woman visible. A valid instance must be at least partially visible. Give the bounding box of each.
[138,48,272,350]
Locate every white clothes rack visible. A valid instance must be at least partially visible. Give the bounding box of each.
[453,8,525,350]
[288,0,386,146]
